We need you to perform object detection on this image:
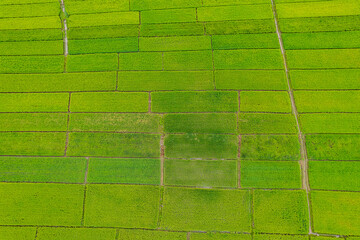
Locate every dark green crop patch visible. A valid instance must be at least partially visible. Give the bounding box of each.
[212,33,279,50]
[152,91,239,113]
[164,113,237,134]
[241,135,301,161]
[69,37,139,54]
[117,228,186,240]
[163,50,213,70]
[66,53,118,72]
[139,36,211,51]
[191,232,251,240]
[306,134,360,160]
[165,134,238,159]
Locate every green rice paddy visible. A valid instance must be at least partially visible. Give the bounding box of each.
[0,0,359,239]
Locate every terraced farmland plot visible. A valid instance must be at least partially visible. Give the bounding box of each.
[0,0,359,238]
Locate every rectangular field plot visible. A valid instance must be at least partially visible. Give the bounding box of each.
[0,72,117,92]
[165,134,238,159]
[0,157,86,183]
[253,190,309,234]
[164,159,237,187]
[36,227,116,240]
[241,160,301,189]
[160,187,251,232]
[215,70,287,90]
[306,134,360,160]
[70,92,149,113]
[0,56,64,73]
[117,229,186,240]
[309,161,360,191]
[241,135,301,161]
[300,113,360,133]
[205,19,276,35]
[139,22,204,37]
[65,0,129,14]
[311,191,360,235]
[139,36,211,51]
[84,184,160,228]
[212,33,279,50]
[0,227,36,240]
[151,91,239,113]
[191,232,251,240]
[239,113,297,134]
[240,91,292,113]
[118,71,214,91]
[0,183,83,226]
[0,113,67,131]
[0,40,63,56]
[163,50,213,70]
[66,54,118,72]
[68,37,138,54]
[290,69,360,90]
[163,113,237,134]
[87,158,160,184]
[67,132,160,157]
[118,52,163,70]
[0,132,66,156]
[69,113,161,132]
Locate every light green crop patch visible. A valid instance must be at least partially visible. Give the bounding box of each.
[118,228,187,240]
[0,157,86,183]
[118,71,213,91]
[0,0,58,4]
[291,69,360,90]
[203,0,269,6]
[87,158,160,184]
[141,8,196,24]
[139,36,211,51]
[241,135,301,161]
[66,0,129,14]
[165,134,238,159]
[66,53,118,72]
[279,15,360,33]
[286,49,360,69]
[0,72,117,92]
[37,227,116,240]
[165,159,237,187]
[276,0,360,18]
[0,113,67,131]
[198,4,273,22]
[0,93,68,112]
[215,70,287,90]
[0,2,60,18]
[283,31,360,49]
[160,187,251,232]
[0,132,66,156]
[306,134,360,160]
[84,184,160,228]
[253,234,309,240]
[311,191,360,235]
[205,19,276,35]
[67,132,160,157]
[294,91,360,113]
[67,12,139,28]
[309,161,360,191]
[119,52,163,70]
[131,0,201,10]
[0,28,62,42]
[68,25,139,39]
[69,37,138,54]
[240,91,292,113]
[0,227,36,240]
[0,16,61,30]
[69,113,161,132]
[140,22,204,37]
[239,113,297,134]
[0,55,64,73]
[300,113,360,133]
[241,160,301,188]
[212,33,279,49]
[151,91,238,113]
[0,183,83,226]
[163,50,213,70]
[70,92,148,113]
[253,190,309,234]
[214,49,284,70]
[191,232,251,240]
[0,40,63,56]
[164,113,237,134]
